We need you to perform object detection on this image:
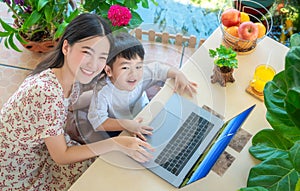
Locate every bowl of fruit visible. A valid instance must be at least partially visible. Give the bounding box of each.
[219,0,273,54]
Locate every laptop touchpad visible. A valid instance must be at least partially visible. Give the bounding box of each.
[147,109,182,147]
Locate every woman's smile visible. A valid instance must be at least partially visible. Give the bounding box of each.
[80,67,96,76]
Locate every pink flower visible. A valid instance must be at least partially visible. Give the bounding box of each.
[108,5,132,27]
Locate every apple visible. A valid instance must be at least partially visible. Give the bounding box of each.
[238,21,258,41]
[221,8,240,27]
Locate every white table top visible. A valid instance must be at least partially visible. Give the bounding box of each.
[69,27,289,191]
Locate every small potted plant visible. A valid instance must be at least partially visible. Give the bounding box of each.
[209,44,238,87]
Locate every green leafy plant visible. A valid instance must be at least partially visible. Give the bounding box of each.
[239,33,300,191]
[82,0,158,32]
[209,44,238,69]
[0,0,156,52]
[0,0,80,52]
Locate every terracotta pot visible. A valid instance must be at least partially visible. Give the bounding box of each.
[14,20,59,53]
[211,66,235,87]
[20,38,59,53]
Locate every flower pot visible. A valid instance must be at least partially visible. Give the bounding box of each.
[211,66,235,87]
[13,19,59,53]
[20,37,59,53]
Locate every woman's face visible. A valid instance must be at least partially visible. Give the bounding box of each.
[63,36,110,84]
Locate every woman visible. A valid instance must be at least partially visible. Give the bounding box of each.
[0,13,153,190]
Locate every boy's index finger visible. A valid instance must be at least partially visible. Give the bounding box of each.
[141,125,153,131]
[138,139,155,151]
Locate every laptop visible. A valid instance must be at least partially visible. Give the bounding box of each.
[141,93,255,188]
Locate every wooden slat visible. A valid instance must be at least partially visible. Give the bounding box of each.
[175,34,183,46]
[148,29,155,42]
[133,27,204,48]
[161,32,169,44]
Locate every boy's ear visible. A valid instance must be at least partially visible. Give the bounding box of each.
[104,65,112,77]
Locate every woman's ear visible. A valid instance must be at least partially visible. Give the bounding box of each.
[62,40,69,55]
[104,65,112,77]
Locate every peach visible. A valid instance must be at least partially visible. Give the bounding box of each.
[255,22,266,38]
[226,26,239,38]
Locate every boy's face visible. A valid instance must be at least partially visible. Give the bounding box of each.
[105,56,143,91]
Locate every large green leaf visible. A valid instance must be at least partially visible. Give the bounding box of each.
[283,46,300,129]
[22,11,42,30]
[15,33,28,44]
[264,79,300,142]
[37,0,49,11]
[285,47,300,89]
[54,21,67,39]
[124,1,138,9]
[129,11,143,28]
[249,129,293,160]
[141,0,150,8]
[290,33,300,47]
[239,187,269,191]
[245,35,300,191]
[247,157,300,191]
[296,179,300,191]
[44,4,53,24]
[8,33,22,52]
[285,87,300,128]
[115,0,126,4]
[0,31,10,37]
[0,18,17,32]
[64,9,80,23]
[264,46,300,139]
[4,37,9,49]
[150,0,158,6]
[289,141,300,172]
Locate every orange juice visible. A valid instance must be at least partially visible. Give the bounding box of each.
[250,65,275,94]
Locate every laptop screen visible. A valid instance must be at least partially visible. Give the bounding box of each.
[185,105,255,186]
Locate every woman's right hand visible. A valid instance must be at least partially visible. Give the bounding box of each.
[112,136,155,163]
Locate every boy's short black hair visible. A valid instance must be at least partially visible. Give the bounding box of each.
[107,32,145,69]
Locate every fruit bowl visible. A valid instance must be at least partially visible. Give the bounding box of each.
[219,0,273,54]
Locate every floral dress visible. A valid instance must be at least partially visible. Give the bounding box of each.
[0,69,93,191]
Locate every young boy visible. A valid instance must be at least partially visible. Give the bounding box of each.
[88,32,197,141]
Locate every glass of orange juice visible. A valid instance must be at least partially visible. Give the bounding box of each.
[250,65,276,95]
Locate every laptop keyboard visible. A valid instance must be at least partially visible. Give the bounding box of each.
[155,112,214,176]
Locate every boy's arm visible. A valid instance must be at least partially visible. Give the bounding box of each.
[88,91,111,130]
[98,118,153,141]
[167,67,198,97]
[167,66,182,78]
[144,62,197,96]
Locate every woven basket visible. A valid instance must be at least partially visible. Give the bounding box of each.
[219,0,273,54]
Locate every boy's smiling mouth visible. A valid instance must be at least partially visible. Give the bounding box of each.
[127,79,137,84]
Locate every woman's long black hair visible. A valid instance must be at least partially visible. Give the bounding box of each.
[31,13,112,76]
